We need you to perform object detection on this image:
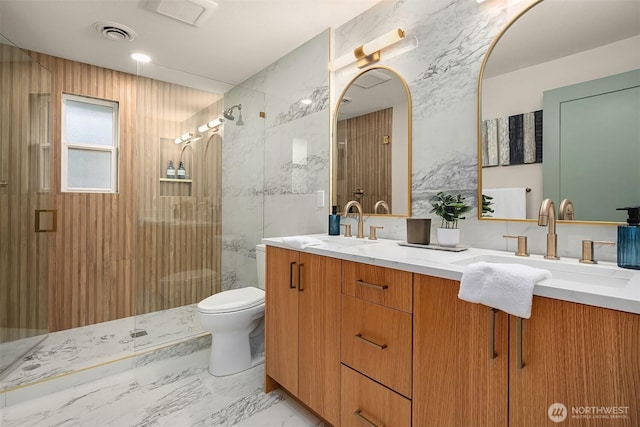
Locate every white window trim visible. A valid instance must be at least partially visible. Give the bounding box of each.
[61,93,119,193]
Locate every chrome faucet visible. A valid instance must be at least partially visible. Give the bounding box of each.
[342,200,364,238]
[558,199,575,220]
[374,200,390,214]
[538,198,559,259]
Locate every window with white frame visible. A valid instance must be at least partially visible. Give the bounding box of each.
[61,94,119,192]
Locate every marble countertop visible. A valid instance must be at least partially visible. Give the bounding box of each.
[262,234,640,315]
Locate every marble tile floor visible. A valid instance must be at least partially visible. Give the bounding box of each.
[1,304,204,393]
[0,348,325,426]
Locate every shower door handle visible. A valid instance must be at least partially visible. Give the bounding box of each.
[35,209,57,233]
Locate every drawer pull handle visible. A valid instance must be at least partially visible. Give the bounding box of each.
[354,409,380,427]
[489,308,498,359]
[356,280,388,290]
[289,261,296,289]
[355,333,387,350]
[516,317,524,369]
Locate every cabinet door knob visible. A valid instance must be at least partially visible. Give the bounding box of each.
[354,333,387,350]
[353,409,379,427]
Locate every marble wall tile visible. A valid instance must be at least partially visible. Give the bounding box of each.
[222,29,331,280]
[329,0,620,256]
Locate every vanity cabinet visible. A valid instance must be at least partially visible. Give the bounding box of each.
[509,296,640,426]
[414,274,640,427]
[264,246,340,425]
[413,274,508,426]
[340,261,413,425]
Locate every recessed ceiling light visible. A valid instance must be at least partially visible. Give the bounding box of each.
[300,99,312,105]
[130,53,151,63]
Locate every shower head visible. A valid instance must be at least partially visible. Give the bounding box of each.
[223,104,244,126]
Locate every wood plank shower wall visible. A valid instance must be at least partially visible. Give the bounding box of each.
[0,44,51,341]
[336,108,392,214]
[4,51,224,332]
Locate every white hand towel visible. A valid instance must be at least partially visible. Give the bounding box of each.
[281,236,325,250]
[458,261,551,319]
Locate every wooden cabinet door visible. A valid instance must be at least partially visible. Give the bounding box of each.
[297,252,341,426]
[265,246,299,395]
[509,297,640,426]
[413,275,508,427]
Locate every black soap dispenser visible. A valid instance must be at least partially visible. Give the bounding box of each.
[616,206,640,270]
[328,205,341,236]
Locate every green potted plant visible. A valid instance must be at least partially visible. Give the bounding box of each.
[482,194,495,217]
[429,191,472,246]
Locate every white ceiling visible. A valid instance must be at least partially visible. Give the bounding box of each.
[0,0,383,93]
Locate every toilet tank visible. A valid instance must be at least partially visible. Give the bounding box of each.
[256,244,266,290]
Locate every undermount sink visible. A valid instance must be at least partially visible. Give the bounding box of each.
[317,235,379,248]
[453,254,636,289]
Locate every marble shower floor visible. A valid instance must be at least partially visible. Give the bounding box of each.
[1,304,204,392]
[0,349,324,427]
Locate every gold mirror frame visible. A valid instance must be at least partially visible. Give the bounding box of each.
[476,0,624,226]
[332,66,412,217]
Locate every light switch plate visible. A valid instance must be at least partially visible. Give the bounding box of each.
[316,190,325,208]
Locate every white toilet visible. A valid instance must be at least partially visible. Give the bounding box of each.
[197,244,266,376]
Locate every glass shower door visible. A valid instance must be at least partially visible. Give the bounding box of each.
[0,35,52,379]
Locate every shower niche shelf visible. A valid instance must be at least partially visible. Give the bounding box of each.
[159,178,192,197]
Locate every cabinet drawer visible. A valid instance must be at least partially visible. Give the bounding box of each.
[342,261,413,313]
[341,295,412,398]
[341,365,411,427]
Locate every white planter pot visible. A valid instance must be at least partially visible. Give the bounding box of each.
[436,228,460,247]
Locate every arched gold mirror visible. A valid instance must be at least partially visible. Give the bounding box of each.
[478,0,640,223]
[332,67,412,216]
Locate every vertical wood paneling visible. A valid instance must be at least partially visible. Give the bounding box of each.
[0,44,51,341]
[336,108,392,213]
[4,51,224,332]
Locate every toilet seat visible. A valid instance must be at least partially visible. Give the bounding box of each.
[198,287,265,314]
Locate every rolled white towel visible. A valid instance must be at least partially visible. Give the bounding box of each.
[459,261,551,319]
[281,236,325,250]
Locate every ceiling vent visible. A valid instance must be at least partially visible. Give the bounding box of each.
[145,0,219,27]
[352,70,392,89]
[94,21,137,42]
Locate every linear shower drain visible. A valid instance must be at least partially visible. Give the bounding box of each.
[129,329,148,338]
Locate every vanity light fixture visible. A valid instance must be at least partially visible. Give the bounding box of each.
[329,27,406,71]
[198,117,225,133]
[174,132,193,144]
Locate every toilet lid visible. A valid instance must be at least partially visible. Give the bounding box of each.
[198,287,265,314]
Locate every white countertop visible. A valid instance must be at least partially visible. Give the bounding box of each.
[262,234,640,315]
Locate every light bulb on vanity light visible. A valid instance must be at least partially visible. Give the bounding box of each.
[329,27,406,71]
[174,132,193,144]
[198,117,225,133]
